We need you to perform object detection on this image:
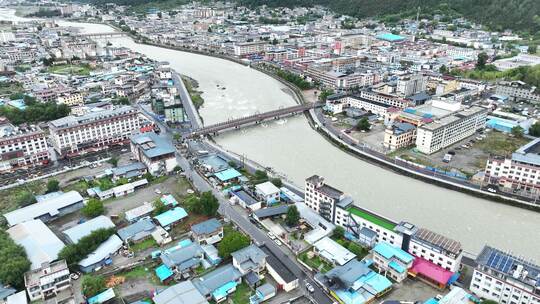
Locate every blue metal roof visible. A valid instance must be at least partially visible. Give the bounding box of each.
[155,264,174,282]
[154,207,188,227]
[214,168,242,182]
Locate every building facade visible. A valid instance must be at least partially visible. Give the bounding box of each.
[409,228,463,273]
[470,245,540,304]
[0,121,49,172]
[49,106,140,156]
[24,260,71,302]
[304,175,349,222]
[415,106,488,154]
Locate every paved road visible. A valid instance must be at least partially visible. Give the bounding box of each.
[173,72,202,129]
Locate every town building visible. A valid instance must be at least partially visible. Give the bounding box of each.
[383,122,417,151]
[117,218,156,243]
[125,202,155,223]
[415,106,488,154]
[409,228,463,273]
[3,191,84,227]
[24,260,71,302]
[313,237,356,266]
[372,243,415,282]
[495,81,540,103]
[0,121,49,172]
[161,241,205,274]
[49,106,140,156]
[154,207,188,230]
[334,199,403,248]
[469,245,540,304]
[152,281,208,304]
[62,215,115,244]
[315,259,392,304]
[485,137,540,193]
[130,132,178,175]
[78,235,123,273]
[7,219,65,270]
[192,264,243,303]
[397,74,427,97]
[191,218,224,245]
[260,245,299,292]
[254,181,281,205]
[360,90,411,109]
[231,244,267,278]
[304,175,352,223]
[233,41,268,57]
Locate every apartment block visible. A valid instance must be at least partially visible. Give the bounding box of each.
[233,41,267,57]
[397,74,427,97]
[0,120,49,171]
[495,81,540,103]
[304,175,351,222]
[360,90,411,109]
[383,122,417,151]
[409,228,463,272]
[470,246,540,304]
[415,106,488,154]
[49,106,140,156]
[485,138,540,192]
[24,260,72,302]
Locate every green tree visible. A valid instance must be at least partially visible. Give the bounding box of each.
[333,226,345,239]
[318,89,335,102]
[253,170,268,184]
[511,125,524,138]
[16,190,36,207]
[0,230,31,288]
[59,228,116,267]
[480,300,498,304]
[107,156,119,167]
[152,198,168,216]
[218,229,250,259]
[528,122,540,137]
[270,177,282,188]
[528,44,538,54]
[173,133,181,141]
[200,191,219,217]
[347,242,368,258]
[356,117,371,131]
[82,199,105,218]
[285,205,300,226]
[476,52,489,70]
[81,275,106,298]
[46,179,60,193]
[439,64,448,74]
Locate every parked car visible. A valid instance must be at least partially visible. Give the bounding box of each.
[306,282,315,293]
[267,232,276,240]
[154,188,162,194]
[274,239,282,246]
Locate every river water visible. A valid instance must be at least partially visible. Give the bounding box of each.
[2,9,539,259]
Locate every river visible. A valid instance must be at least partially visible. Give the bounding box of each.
[2,9,539,259]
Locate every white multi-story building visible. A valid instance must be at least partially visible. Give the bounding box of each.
[233,41,268,57]
[304,175,350,223]
[415,106,488,154]
[334,200,404,248]
[0,120,49,171]
[325,95,393,117]
[130,132,177,176]
[48,106,140,156]
[397,74,426,97]
[470,246,540,304]
[360,90,411,109]
[383,122,417,151]
[485,138,540,193]
[24,260,71,302]
[495,81,540,103]
[409,228,463,272]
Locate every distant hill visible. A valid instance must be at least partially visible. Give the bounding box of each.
[236,0,540,34]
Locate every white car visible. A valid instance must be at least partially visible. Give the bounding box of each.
[274,239,282,246]
[154,189,162,194]
[267,232,276,240]
[305,282,315,293]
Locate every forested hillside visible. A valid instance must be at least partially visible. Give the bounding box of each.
[237,0,540,34]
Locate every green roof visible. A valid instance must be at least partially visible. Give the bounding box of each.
[347,206,396,230]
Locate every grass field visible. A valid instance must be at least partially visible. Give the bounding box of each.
[0,181,46,218]
[473,131,529,156]
[48,64,93,76]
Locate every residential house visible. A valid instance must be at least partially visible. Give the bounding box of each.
[230,190,262,211]
[152,281,208,304]
[161,242,205,274]
[191,218,223,245]
[260,245,298,292]
[118,218,156,243]
[232,244,267,286]
[193,264,243,303]
[313,237,356,266]
[254,182,280,205]
[372,243,414,282]
[125,202,155,223]
[110,162,147,181]
[130,132,177,176]
[24,260,71,302]
[154,207,188,230]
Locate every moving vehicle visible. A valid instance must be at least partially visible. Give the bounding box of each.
[267,232,276,240]
[306,282,315,293]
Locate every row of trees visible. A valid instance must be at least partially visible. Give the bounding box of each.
[0,98,70,125]
[59,228,116,267]
[275,70,312,90]
[0,230,31,288]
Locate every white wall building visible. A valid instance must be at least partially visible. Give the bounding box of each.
[415,106,488,154]
[409,228,463,273]
[0,121,49,172]
[470,246,540,304]
[24,260,71,302]
[304,175,350,223]
[130,132,178,175]
[49,106,140,155]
